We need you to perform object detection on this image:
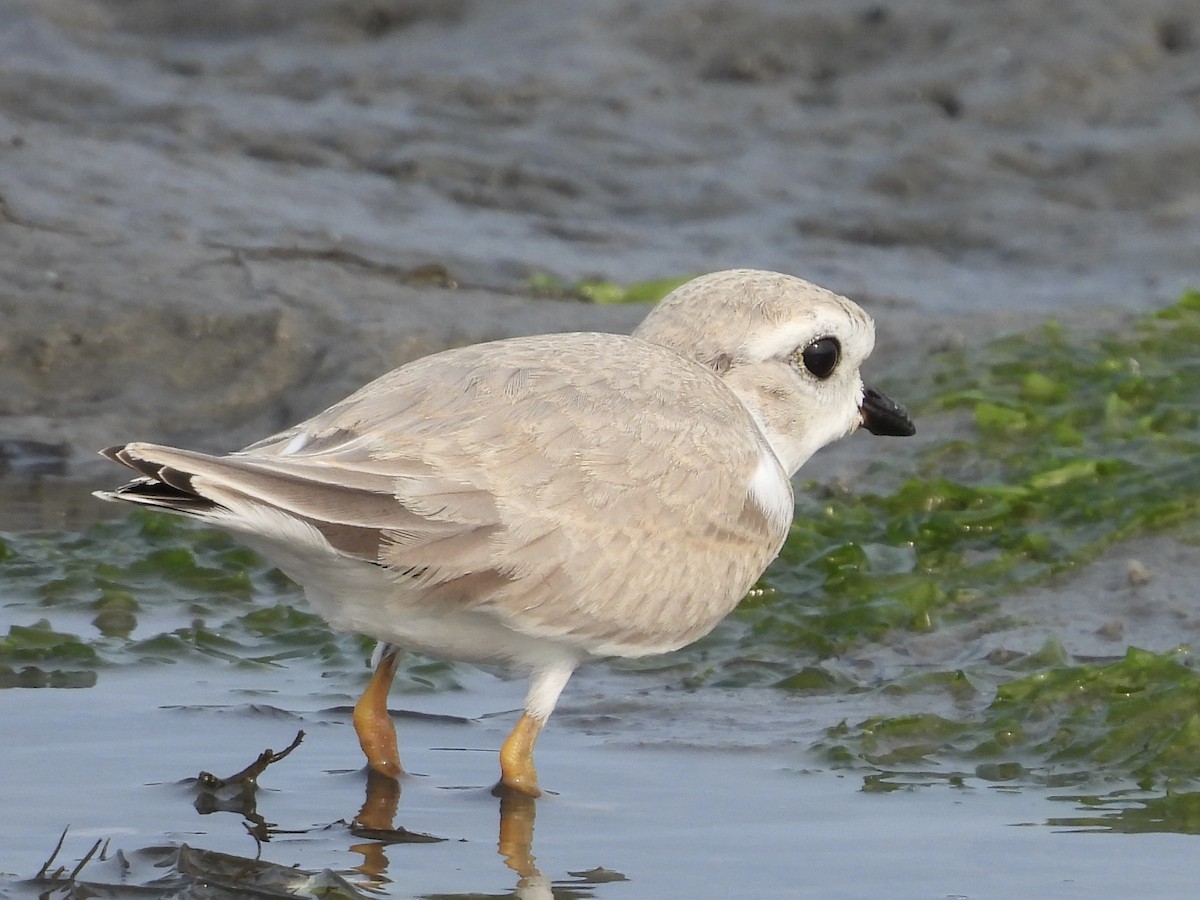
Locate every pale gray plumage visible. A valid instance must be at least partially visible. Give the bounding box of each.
[96,268,914,790]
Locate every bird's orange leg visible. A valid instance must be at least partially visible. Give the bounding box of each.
[496,662,575,796]
[499,712,545,797]
[353,644,402,779]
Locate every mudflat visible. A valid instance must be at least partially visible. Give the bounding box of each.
[1,0,1195,471]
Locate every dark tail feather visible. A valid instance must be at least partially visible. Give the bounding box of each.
[96,444,217,515]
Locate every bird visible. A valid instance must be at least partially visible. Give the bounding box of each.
[95,268,914,796]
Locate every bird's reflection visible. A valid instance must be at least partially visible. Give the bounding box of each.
[348,769,407,880]
[496,788,551,898]
[349,770,550,898]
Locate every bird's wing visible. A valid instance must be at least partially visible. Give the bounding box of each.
[102,333,788,650]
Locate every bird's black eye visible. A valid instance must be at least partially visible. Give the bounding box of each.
[801,337,840,379]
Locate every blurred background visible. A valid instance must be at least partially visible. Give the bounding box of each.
[1,0,1196,481]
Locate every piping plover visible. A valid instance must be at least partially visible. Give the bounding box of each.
[97,268,914,795]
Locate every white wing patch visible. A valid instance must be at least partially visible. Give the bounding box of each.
[747,446,794,531]
[281,432,311,456]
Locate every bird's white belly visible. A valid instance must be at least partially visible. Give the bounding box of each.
[209,503,577,670]
[254,539,580,671]
[316,577,578,670]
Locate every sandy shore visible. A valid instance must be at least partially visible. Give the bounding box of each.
[0,0,1196,475]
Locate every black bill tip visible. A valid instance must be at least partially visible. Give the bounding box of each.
[860,386,915,437]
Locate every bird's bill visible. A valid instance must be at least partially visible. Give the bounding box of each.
[860,386,916,436]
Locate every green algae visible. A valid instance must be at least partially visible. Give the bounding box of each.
[1045,788,1200,834]
[526,272,693,304]
[985,646,1200,785]
[824,647,1200,789]
[0,510,458,693]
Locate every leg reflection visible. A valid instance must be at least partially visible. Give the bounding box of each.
[350,769,402,880]
[352,768,402,834]
[497,788,550,899]
[349,769,444,881]
[347,773,555,898]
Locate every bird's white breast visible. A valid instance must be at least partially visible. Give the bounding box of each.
[747,445,794,534]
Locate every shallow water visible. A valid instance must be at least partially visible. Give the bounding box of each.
[3,651,1199,899]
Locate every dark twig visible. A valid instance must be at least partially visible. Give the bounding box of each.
[66,839,103,883]
[197,729,305,789]
[34,825,69,881]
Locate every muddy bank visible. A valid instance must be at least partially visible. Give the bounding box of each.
[0,0,1197,472]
